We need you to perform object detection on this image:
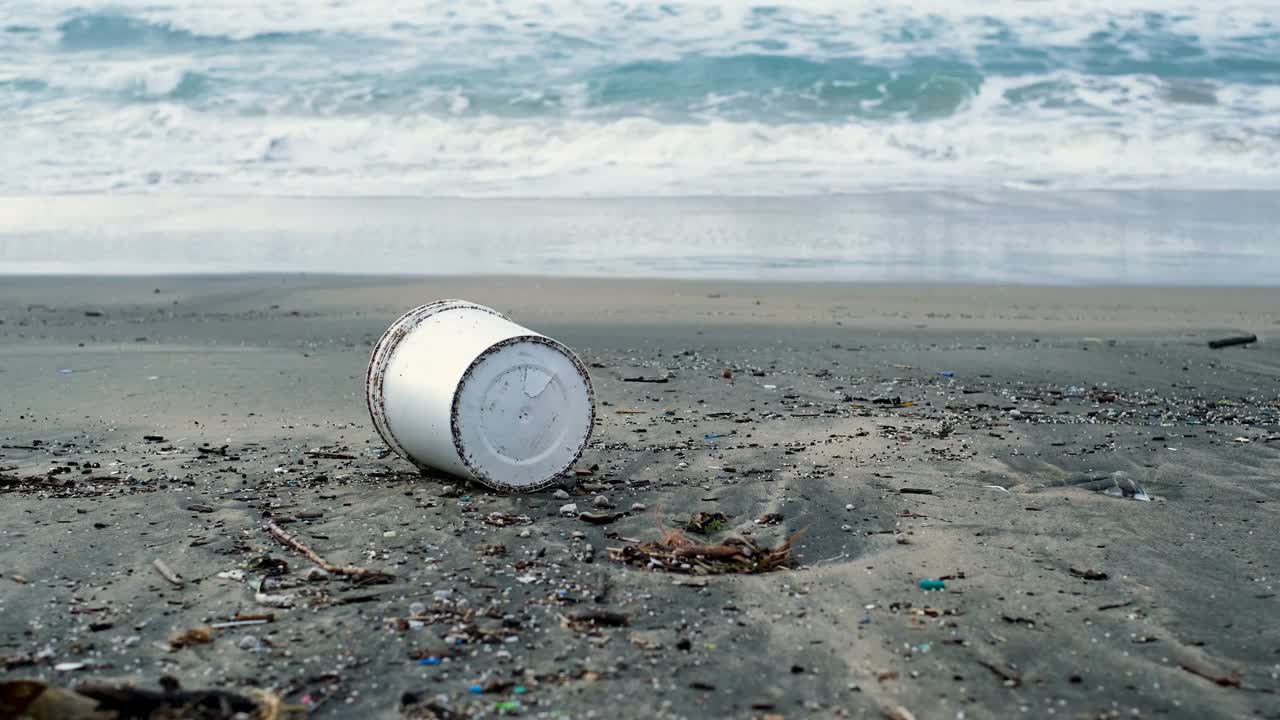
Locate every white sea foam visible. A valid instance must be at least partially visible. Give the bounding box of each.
[0,0,1277,195]
[3,99,1277,197]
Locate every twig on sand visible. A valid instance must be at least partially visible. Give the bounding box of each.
[1180,661,1243,688]
[1207,334,1256,349]
[264,521,393,581]
[152,559,184,587]
[561,610,630,633]
[977,659,1023,688]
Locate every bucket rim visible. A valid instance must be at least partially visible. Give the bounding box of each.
[365,299,508,464]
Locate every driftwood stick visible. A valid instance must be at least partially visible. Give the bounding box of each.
[264,521,393,580]
[1207,334,1257,350]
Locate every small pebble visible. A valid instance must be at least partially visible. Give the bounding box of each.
[409,602,426,616]
[383,530,398,538]
[844,503,854,511]
[238,635,261,651]
[592,495,612,508]
[841,524,853,532]
[553,489,570,500]
[631,502,647,511]
[303,567,330,582]
[559,503,579,517]
[518,529,531,538]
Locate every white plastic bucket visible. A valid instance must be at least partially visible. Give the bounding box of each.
[366,300,595,492]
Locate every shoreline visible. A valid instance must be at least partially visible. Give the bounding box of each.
[4,190,1280,284]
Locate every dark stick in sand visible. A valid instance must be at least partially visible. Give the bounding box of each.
[265,521,393,581]
[1208,334,1257,349]
[1180,661,1243,688]
[977,659,1023,688]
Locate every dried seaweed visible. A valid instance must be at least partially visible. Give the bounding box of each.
[685,511,730,535]
[609,524,798,575]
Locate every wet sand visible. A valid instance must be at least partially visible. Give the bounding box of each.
[1,276,1278,719]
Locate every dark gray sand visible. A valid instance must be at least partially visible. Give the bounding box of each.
[1,276,1278,719]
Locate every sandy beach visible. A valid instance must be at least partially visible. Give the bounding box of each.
[1,275,1278,719]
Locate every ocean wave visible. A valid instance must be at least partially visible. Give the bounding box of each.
[10,2,1278,64]
[57,12,206,50]
[3,106,1278,196]
[54,12,324,50]
[2,1,1279,194]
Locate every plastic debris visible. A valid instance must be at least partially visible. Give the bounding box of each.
[418,657,442,666]
[1103,474,1151,501]
[919,579,946,591]
[484,512,533,527]
[367,300,594,492]
[468,684,484,694]
[253,592,297,608]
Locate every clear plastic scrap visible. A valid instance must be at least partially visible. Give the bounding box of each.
[1102,473,1151,502]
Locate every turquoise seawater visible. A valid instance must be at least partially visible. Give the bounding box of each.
[1,1,1278,195]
